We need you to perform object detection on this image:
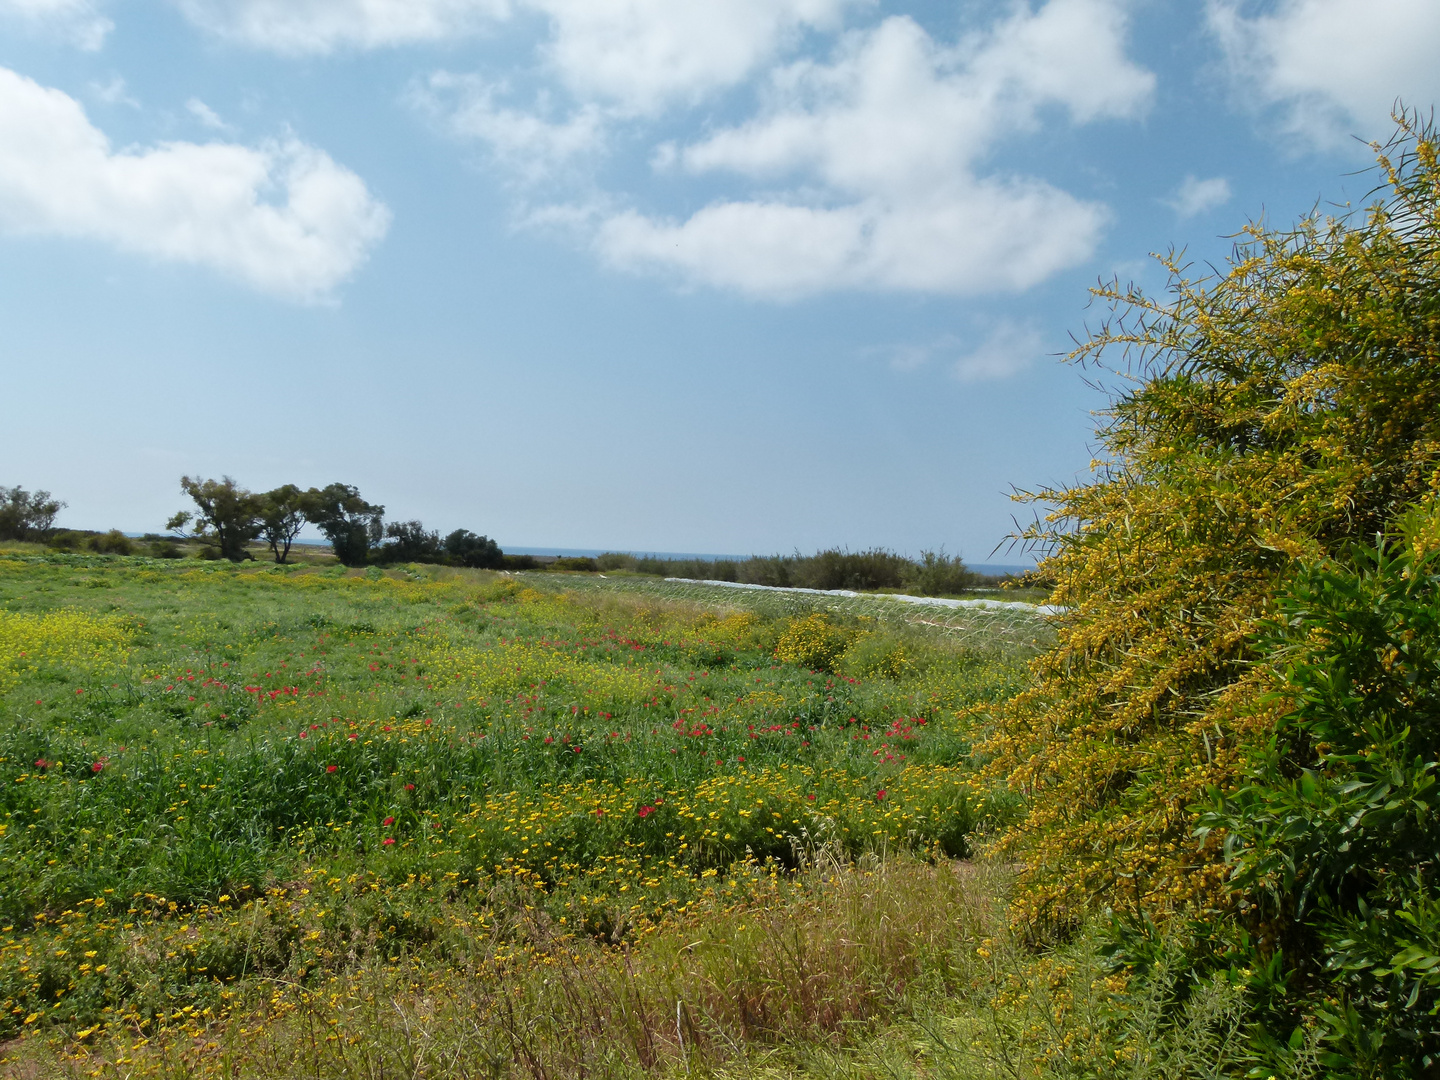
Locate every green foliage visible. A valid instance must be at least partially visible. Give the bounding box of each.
[838,631,915,681]
[172,476,261,562]
[595,548,984,595]
[983,112,1440,935]
[256,484,306,564]
[376,519,442,563]
[87,529,133,556]
[444,528,503,568]
[1195,518,1440,1075]
[301,482,383,566]
[551,555,598,572]
[0,486,64,541]
[906,550,978,596]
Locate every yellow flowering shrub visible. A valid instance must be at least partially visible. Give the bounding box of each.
[773,613,853,671]
[983,114,1440,934]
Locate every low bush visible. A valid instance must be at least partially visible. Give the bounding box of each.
[903,550,977,596]
[551,556,598,572]
[596,549,983,595]
[87,529,133,556]
[45,530,90,551]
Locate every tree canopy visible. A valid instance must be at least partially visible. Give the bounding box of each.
[301,483,384,567]
[0,486,64,541]
[168,476,260,562]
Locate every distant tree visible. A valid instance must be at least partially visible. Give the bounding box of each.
[167,476,260,561]
[302,483,383,567]
[257,484,307,564]
[444,529,503,569]
[378,520,443,564]
[0,486,65,540]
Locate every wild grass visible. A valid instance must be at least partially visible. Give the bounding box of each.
[0,549,1323,1079]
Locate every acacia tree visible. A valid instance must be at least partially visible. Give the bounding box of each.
[0,486,65,540]
[257,484,307,564]
[978,115,1440,1072]
[985,111,1440,932]
[302,484,383,566]
[167,476,260,561]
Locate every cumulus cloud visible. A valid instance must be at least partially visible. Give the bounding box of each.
[596,184,1106,299]
[0,67,391,301]
[177,0,859,106]
[189,0,1152,301]
[1166,174,1230,218]
[593,1,1152,298]
[526,0,862,113]
[410,73,607,182]
[1208,0,1440,144]
[0,0,111,49]
[173,0,509,54]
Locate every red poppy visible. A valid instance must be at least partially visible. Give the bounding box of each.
[806,794,815,801]
[91,761,104,773]
[326,765,338,773]
[382,838,395,846]
[405,783,415,790]
[382,816,394,826]
[876,789,886,801]
[34,759,49,769]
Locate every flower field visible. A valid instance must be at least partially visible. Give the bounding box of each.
[0,551,1036,1076]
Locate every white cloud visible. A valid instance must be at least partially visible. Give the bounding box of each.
[173,0,509,55]
[596,184,1105,299]
[410,73,606,181]
[182,0,861,109]
[872,324,1043,380]
[951,323,1044,382]
[90,76,137,107]
[1166,174,1230,218]
[527,0,862,113]
[185,97,233,131]
[0,67,390,301]
[1208,0,1440,145]
[410,1,869,194]
[0,0,111,49]
[593,2,1152,298]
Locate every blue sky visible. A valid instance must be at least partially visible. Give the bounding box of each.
[1,0,1437,562]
